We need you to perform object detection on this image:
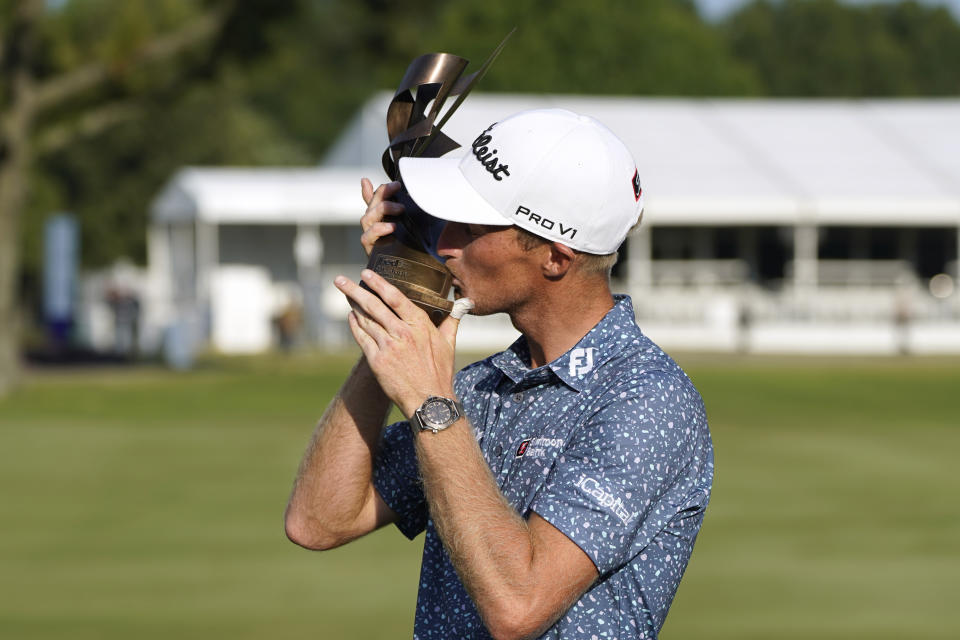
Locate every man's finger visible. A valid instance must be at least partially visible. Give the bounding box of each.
[362,221,397,241]
[346,310,379,359]
[359,269,423,323]
[439,298,472,347]
[335,274,407,334]
[371,181,402,206]
[360,201,404,236]
[361,177,375,206]
[351,303,392,348]
[437,313,462,349]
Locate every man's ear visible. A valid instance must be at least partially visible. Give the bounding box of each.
[542,242,576,279]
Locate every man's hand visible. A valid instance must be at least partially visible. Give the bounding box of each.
[335,268,462,417]
[360,178,405,256]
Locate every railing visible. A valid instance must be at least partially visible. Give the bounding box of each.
[630,284,959,324]
[784,259,918,287]
[648,259,749,287]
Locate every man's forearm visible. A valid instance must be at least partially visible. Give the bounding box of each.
[414,419,571,639]
[285,357,392,549]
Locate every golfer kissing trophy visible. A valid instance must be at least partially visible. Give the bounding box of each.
[364,33,513,325]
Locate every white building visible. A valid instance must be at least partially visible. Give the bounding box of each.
[145,94,960,356]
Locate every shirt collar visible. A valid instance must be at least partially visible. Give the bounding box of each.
[490,295,639,392]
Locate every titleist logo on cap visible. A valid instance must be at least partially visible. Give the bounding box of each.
[471,124,511,181]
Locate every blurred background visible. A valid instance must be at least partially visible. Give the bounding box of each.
[1,1,958,638]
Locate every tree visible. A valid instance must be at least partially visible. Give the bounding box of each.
[423,0,761,95]
[723,0,960,96]
[0,0,297,397]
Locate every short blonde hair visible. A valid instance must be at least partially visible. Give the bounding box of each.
[514,214,643,276]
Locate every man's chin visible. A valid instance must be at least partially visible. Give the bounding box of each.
[450,293,483,315]
[466,306,493,317]
[451,286,497,316]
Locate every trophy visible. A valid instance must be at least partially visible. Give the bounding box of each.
[364,33,513,325]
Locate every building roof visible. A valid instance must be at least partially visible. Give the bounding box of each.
[150,167,366,225]
[153,94,960,227]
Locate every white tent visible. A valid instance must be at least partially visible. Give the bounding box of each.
[152,167,366,226]
[325,93,960,226]
[147,95,960,355]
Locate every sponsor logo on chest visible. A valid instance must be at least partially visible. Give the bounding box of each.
[515,436,565,459]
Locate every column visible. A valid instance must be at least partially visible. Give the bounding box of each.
[295,224,324,345]
[793,224,818,292]
[144,224,174,353]
[194,220,219,343]
[738,227,758,282]
[626,226,652,294]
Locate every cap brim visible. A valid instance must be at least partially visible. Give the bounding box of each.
[398,156,512,226]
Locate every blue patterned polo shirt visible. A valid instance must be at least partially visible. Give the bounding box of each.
[373,295,714,639]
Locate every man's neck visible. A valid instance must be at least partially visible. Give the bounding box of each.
[510,280,615,369]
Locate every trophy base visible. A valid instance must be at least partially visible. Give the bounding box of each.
[365,239,454,326]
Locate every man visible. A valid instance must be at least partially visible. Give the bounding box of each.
[285,109,714,639]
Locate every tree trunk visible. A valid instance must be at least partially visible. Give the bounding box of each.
[0,62,34,398]
[0,147,26,398]
[0,0,41,397]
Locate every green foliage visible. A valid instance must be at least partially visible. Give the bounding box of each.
[425,0,760,95]
[237,0,450,154]
[12,0,303,280]
[27,73,311,273]
[33,0,205,87]
[724,0,960,96]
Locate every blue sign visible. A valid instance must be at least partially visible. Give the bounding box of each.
[43,214,79,343]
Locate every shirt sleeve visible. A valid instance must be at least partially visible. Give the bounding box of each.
[372,420,427,539]
[528,374,707,575]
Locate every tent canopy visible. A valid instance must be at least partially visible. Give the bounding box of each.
[153,95,960,228]
[151,167,366,226]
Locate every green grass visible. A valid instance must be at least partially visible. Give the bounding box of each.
[1,352,958,639]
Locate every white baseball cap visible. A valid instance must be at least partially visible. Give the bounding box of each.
[398,108,644,254]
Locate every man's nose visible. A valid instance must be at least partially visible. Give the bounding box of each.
[436,222,464,259]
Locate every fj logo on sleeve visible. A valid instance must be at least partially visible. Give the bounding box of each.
[569,348,595,377]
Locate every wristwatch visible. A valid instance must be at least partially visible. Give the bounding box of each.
[413,396,464,434]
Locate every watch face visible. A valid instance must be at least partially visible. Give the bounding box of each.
[424,400,453,425]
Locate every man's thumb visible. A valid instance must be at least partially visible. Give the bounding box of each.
[440,298,474,344]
